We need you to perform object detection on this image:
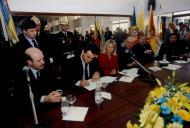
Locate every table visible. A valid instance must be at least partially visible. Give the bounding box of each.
[18,62,190,128]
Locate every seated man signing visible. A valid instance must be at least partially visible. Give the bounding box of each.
[63,43,102,88]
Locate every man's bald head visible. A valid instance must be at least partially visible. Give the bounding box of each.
[25,47,45,70]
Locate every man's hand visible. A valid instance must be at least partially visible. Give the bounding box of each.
[80,80,89,87]
[44,91,62,103]
[144,49,152,54]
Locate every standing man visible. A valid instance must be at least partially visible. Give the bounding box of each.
[14,19,40,70]
[104,27,113,41]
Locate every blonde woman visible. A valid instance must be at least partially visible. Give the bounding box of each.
[98,39,119,75]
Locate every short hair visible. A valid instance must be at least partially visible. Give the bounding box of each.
[83,42,100,55]
[20,18,36,31]
[169,33,178,38]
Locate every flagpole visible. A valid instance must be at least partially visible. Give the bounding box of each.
[0,7,8,41]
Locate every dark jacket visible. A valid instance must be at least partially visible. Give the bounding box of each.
[63,55,102,89]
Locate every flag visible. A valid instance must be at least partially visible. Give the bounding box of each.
[0,0,19,44]
[137,8,144,31]
[94,16,102,48]
[131,6,136,26]
[0,7,8,41]
[149,5,154,32]
[148,5,159,54]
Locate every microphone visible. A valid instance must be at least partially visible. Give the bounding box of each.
[23,66,30,82]
[125,49,158,84]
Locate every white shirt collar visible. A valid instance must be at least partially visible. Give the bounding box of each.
[29,66,40,79]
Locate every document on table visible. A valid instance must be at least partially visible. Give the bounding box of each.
[162,64,182,70]
[148,66,162,71]
[118,76,135,83]
[100,76,117,83]
[75,76,117,91]
[62,107,88,121]
[175,60,188,64]
[101,92,112,100]
[83,81,97,91]
[159,60,170,64]
[118,68,139,77]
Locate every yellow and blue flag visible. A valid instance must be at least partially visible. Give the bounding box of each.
[131,6,136,26]
[0,0,19,44]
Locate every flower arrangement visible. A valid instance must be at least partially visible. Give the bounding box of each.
[127,71,190,128]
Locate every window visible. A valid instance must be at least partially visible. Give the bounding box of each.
[112,19,130,32]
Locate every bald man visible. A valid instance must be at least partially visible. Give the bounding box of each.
[15,47,62,118]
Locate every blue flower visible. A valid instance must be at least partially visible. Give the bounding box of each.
[156,97,167,104]
[171,114,183,124]
[161,104,171,115]
[185,93,190,100]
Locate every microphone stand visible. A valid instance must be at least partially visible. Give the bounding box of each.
[27,81,39,127]
[130,56,162,84]
[23,66,50,128]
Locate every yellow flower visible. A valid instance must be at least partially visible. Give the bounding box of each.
[126,121,139,128]
[166,97,179,114]
[153,116,164,128]
[167,122,183,128]
[180,86,190,93]
[149,87,166,99]
[127,72,190,127]
[139,104,160,128]
[177,109,190,121]
[183,103,190,112]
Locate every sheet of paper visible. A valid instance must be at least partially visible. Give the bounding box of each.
[148,67,162,71]
[100,76,117,83]
[62,107,88,121]
[101,92,112,100]
[75,76,117,91]
[118,76,135,83]
[118,68,139,77]
[162,64,182,70]
[83,81,97,91]
[175,60,188,64]
[159,60,170,64]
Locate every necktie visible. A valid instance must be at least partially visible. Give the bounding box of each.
[64,32,67,37]
[36,71,40,80]
[85,64,89,80]
[32,39,39,48]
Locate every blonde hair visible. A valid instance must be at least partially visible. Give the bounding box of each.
[102,39,117,55]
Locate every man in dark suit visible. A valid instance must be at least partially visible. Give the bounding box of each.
[157,33,180,60]
[135,35,155,65]
[63,43,102,89]
[13,19,40,70]
[119,36,138,70]
[15,48,62,120]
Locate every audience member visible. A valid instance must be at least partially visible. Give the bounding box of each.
[119,36,138,70]
[135,35,155,64]
[157,33,180,60]
[104,27,113,41]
